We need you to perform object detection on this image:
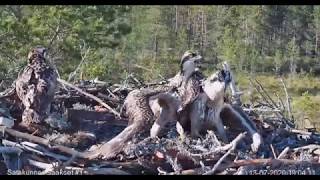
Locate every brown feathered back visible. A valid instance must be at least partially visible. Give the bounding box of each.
[15,47,58,125]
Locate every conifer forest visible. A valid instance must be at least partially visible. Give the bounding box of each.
[0,5,320,175]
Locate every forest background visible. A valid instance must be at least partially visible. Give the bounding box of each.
[0,5,319,129]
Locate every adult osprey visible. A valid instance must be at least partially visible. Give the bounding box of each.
[201,69,262,152]
[15,47,58,127]
[147,51,205,138]
[176,51,204,112]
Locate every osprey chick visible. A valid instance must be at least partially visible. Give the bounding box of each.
[16,47,58,126]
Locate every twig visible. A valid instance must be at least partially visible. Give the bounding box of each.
[128,73,143,86]
[289,129,314,136]
[29,158,130,175]
[243,107,281,112]
[3,128,93,159]
[250,78,288,122]
[106,89,121,102]
[274,92,286,112]
[48,16,62,49]
[270,144,277,158]
[221,158,320,170]
[68,40,90,82]
[166,155,182,174]
[182,158,320,175]
[2,140,69,161]
[293,145,320,152]
[280,77,294,122]
[0,85,16,99]
[254,78,279,109]
[249,79,273,109]
[203,132,247,175]
[277,147,290,159]
[57,78,120,117]
[27,159,57,170]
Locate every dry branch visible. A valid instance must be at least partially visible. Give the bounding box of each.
[293,145,320,152]
[223,158,320,169]
[280,77,294,121]
[203,132,247,175]
[2,139,69,161]
[27,159,130,175]
[3,127,94,159]
[57,78,120,117]
[277,147,290,159]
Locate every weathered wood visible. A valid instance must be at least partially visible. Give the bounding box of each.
[57,78,120,117]
[270,144,277,159]
[28,159,130,175]
[293,144,320,152]
[224,158,320,169]
[277,147,290,159]
[203,133,246,175]
[2,140,69,161]
[3,128,92,159]
[280,77,294,121]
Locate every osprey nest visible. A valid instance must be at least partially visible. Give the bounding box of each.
[1,69,320,175]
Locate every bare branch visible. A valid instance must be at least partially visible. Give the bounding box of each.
[203,132,247,175]
[57,78,120,117]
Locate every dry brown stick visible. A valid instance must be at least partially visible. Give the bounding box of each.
[2,139,69,161]
[0,85,16,99]
[223,158,320,169]
[4,125,143,161]
[28,159,57,170]
[57,78,120,117]
[289,129,313,136]
[242,107,281,112]
[106,89,121,102]
[182,158,320,175]
[254,78,279,109]
[203,132,247,175]
[277,147,290,159]
[274,92,286,112]
[3,128,95,159]
[250,78,287,121]
[280,77,294,121]
[29,158,130,175]
[270,144,277,158]
[293,144,320,152]
[249,79,273,108]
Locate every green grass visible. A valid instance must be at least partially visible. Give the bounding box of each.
[233,72,320,130]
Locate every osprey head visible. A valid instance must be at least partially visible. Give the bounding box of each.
[180,50,203,82]
[180,51,202,71]
[202,69,232,101]
[27,46,47,64]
